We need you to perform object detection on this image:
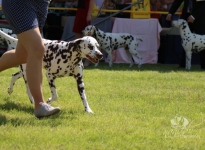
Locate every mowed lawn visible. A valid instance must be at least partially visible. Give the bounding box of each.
[0,63,205,150]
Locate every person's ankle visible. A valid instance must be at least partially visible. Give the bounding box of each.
[34,101,44,110]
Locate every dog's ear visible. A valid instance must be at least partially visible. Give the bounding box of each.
[94,26,98,32]
[69,39,83,51]
[75,39,83,45]
[181,21,187,30]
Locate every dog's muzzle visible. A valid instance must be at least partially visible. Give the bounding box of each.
[97,53,103,60]
[85,32,92,36]
[86,53,103,64]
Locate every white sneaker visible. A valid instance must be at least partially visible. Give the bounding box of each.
[34,102,60,118]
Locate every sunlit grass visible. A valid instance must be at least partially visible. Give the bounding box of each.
[0,63,205,149]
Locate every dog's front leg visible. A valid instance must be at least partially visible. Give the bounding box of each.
[22,73,34,104]
[20,64,34,104]
[46,73,58,104]
[8,71,22,95]
[185,51,192,70]
[74,75,93,113]
[94,62,99,67]
[107,50,113,67]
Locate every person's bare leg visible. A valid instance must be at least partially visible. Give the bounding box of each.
[0,46,27,71]
[17,28,45,109]
[0,28,60,117]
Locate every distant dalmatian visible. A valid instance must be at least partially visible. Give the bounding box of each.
[172,19,205,70]
[0,29,103,113]
[83,25,143,67]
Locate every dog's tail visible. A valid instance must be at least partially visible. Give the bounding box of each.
[0,29,18,44]
[136,37,143,42]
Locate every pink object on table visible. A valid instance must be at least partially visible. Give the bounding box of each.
[111,18,162,64]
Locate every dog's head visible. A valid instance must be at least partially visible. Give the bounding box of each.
[76,36,103,64]
[172,19,188,29]
[82,25,97,36]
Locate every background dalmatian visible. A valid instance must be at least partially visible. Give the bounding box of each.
[83,25,143,67]
[172,19,205,70]
[0,29,103,113]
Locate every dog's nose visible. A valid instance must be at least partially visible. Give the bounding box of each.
[86,32,91,36]
[97,53,103,59]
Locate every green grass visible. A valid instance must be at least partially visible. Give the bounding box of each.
[0,63,205,150]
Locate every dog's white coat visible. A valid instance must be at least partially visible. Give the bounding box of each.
[172,19,205,70]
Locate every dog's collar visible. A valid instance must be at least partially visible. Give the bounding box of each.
[179,21,187,30]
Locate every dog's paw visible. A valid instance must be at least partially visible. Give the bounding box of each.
[46,98,53,104]
[46,95,58,104]
[7,88,13,95]
[129,64,133,68]
[85,108,94,114]
[29,97,35,104]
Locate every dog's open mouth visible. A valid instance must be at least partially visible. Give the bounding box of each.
[86,55,99,64]
[85,32,92,36]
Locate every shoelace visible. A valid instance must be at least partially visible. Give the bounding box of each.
[39,102,52,110]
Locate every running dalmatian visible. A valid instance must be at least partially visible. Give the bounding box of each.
[83,25,143,67]
[0,28,103,113]
[172,19,205,70]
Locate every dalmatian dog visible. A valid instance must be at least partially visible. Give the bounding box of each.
[0,28,17,50]
[83,25,143,67]
[0,29,103,113]
[172,19,205,70]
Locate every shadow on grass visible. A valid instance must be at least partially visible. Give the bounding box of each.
[83,62,203,73]
[0,115,7,125]
[0,115,28,126]
[0,99,33,125]
[0,99,80,126]
[0,100,33,113]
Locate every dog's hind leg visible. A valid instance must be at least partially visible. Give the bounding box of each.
[185,51,192,70]
[8,71,23,95]
[137,57,142,68]
[125,49,134,67]
[128,43,142,68]
[129,49,142,68]
[46,73,58,104]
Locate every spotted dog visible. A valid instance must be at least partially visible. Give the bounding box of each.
[0,28,17,50]
[172,19,205,70]
[83,25,143,67]
[0,29,103,113]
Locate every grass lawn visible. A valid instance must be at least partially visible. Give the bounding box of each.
[0,62,205,150]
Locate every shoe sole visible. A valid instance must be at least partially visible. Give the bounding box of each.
[35,109,61,119]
